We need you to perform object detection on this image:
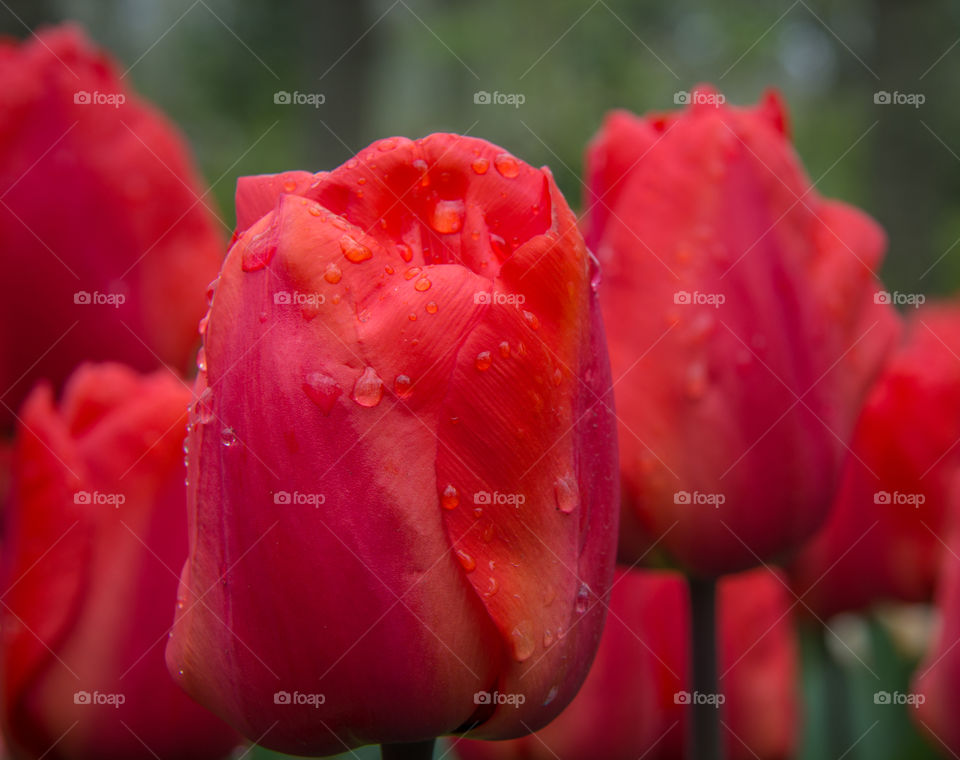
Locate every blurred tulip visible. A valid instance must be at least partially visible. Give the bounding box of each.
[912,505,960,754]
[457,566,799,760]
[166,134,619,755]
[790,302,960,617]
[0,25,224,428]
[1,363,238,760]
[586,86,899,576]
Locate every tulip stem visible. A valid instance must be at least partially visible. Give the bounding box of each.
[381,739,436,760]
[688,576,723,760]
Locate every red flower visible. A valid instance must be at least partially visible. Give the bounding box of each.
[2,363,238,759]
[457,566,799,760]
[586,86,899,576]
[913,519,960,753]
[0,25,224,427]
[791,302,960,617]
[166,134,619,755]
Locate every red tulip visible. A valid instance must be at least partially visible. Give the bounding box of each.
[912,512,960,753]
[0,25,224,428]
[457,566,799,760]
[790,302,960,617]
[166,134,619,755]
[587,86,899,576]
[1,363,238,760]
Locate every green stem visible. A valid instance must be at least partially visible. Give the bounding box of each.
[381,739,436,760]
[688,576,724,760]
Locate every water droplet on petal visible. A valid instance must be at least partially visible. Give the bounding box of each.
[543,628,554,647]
[494,153,520,178]
[510,621,536,662]
[475,351,492,371]
[554,474,578,514]
[471,157,489,174]
[324,263,342,283]
[283,180,297,193]
[483,575,499,597]
[394,374,413,398]
[377,138,397,152]
[441,484,459,510]
[340,234,372,263]
[352,366,383,407]
[397,243,413,262]
[303,372,342,415]
[425,301,438,314]
[523,310,541,330]
[498,341,510,358]
[456,549,476,572]
[196,347,207,372]
[430,199,464,234]
[543,686,559,706]
[414,277,431,292]
[404,267,422,280]
[408,313,417,321]
[198,315,209,336]
[575,583,590,614]
[220,427,238,447]
[195,388,214,423]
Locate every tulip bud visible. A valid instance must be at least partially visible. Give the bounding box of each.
[912,512,960,753]
[586,86,899,576]
[2,363,238,759]
[0,25,224,428]
[457,566,799,760]
[791,302,960,617]
[166,134,619,755]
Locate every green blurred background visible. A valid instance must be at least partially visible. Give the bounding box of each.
[2,1,956,757]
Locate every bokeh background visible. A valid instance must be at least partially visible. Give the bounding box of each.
[2,1,956,758]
